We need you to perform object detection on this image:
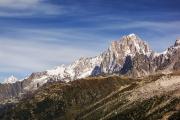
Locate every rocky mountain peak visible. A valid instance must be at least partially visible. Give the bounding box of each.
[174,39,180,47]
[109,34,152,57]
[3,75,18,84]
[126,33,137,40]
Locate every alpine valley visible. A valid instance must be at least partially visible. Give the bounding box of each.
[0,34,180,120]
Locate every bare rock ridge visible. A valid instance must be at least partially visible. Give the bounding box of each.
[100,33,152,74]
[174,39,180,47]
[0,34,180,101]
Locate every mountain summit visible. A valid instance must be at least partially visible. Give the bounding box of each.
[109,34,152,57]
[100,33,153,74]
[3,75,18,84]
[174,39,180,47]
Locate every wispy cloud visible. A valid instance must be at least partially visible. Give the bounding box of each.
[85,18,180,33]
[95,20,180,51]
[0,27,108,76]
[0,0,39,8]
[0,37,97,72]
[0,0,64,17]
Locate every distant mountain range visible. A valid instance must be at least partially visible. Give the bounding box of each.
[0,33,180,101]
[0,33,180,120]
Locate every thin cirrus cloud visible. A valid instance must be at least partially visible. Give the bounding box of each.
[0,0,63,17]
[82,17,180,51]
[0,0,39,7]
[0,27,108,73]
[0,36,99,73]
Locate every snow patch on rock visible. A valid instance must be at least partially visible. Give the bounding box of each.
[3,75,19,84]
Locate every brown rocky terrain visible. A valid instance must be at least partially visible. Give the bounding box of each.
[0,72,179,120]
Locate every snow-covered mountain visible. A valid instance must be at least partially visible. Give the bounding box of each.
[1,33,180,93]
[47,55,103,81]
[46,33,153,78]
[20,33,180,90]
[3,75,19,84]
[22,34,154,90]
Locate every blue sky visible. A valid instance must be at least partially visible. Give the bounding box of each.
[0,0,180,82]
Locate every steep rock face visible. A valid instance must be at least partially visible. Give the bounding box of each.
[122,54,155,77]
[0,82,23,101]
[115,38,180,77]
[100,34,152,74]
[154,39,180,72]
[110,34,152,57]
[174,39,180,46]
